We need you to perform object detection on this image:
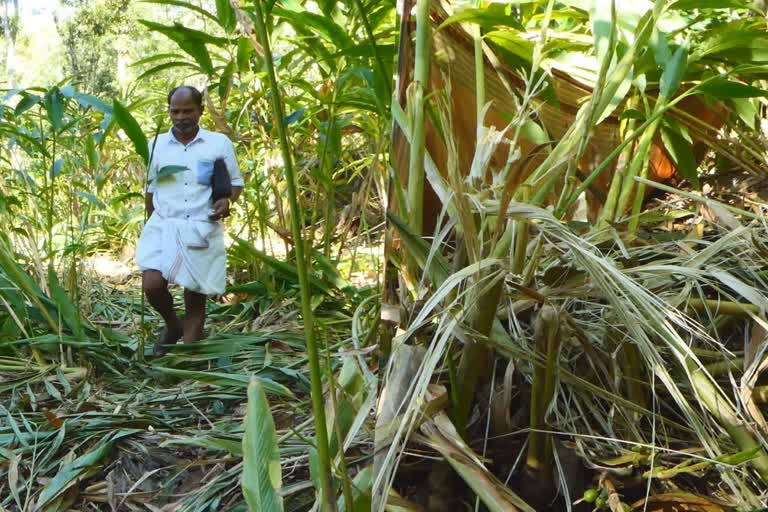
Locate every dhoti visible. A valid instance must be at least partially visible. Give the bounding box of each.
[135,212,226,296]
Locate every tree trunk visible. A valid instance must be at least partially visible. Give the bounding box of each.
[2,0,17,87]
[52,10,80,79]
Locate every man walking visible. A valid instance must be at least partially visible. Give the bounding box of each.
[136,85,244,354]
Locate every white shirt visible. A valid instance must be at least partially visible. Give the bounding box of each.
[146,127,244,221]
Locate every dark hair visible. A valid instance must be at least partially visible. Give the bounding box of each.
[167,86,203,107]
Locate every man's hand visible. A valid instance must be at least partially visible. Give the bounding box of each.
[210,198,230,221]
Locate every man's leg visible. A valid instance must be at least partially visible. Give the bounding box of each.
[183,289,207,343]
[142,270,183,343]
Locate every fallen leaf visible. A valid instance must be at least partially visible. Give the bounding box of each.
[43,409,63,428]
[631,492,730,511]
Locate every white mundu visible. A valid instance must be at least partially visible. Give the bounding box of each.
[135,127,244,296]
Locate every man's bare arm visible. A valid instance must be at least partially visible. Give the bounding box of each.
[231,186,243,203]
[145,192,154,217]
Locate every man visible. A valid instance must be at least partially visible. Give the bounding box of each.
[136,85,244,354]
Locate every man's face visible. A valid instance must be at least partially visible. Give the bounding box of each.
[169,90,202,135]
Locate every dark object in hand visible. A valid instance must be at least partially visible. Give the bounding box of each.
[211,158,232,202]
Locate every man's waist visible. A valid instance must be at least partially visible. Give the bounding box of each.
[153,209,216,223]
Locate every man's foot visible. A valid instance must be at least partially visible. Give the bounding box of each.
[154,323,183,356]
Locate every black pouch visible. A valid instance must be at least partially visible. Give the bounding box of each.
[211,157,232,202]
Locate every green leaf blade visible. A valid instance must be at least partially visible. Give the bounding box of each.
[660,45,688,99]
[155,165,190,181]
[112,99,149,166]
[698,77,768,99]
[661,125,699,188]
[43,87,65,132]
[242,378,284,512]
[216,0,237,32]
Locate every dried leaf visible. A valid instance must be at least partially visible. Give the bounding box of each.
[43,410,63,429]
[419,401,535,512]
[9,455,22,510]
[631,492,729,511]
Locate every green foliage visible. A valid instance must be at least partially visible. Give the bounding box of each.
[56,0,133,96]
[0,0,389,509]
[137,20,224,75]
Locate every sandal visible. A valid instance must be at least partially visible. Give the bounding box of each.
[154,326,182,357]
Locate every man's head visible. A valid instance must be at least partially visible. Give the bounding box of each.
[168,86,203,136]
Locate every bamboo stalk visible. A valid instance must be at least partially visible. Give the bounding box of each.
[453,217,521,434]
[406,0,431,236]
[47,130,56,265]
[620,342,647,410]
[316,76,339,260]
[248,2,337,509]
[452,224,510,430]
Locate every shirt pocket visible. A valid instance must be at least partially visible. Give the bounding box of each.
[196,159,214,186]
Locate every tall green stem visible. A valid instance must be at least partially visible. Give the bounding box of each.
[323,333,354,508]
[689,360,768,483]
[473,0,485,129]
[249,2,336,509]
[598,106,637,226]
[526,305,561,479]
[318,76,340,259]
[139,124,162,362]
[453,222,517,434]
[48,131,56,265]
[453,278,502,437]
[407,0,431,236]
[512,185,530,275]
[614,112,662,221]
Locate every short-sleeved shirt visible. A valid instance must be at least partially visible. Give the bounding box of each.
[146,127,244,221]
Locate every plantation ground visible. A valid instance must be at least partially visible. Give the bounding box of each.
[0,231,381,510]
